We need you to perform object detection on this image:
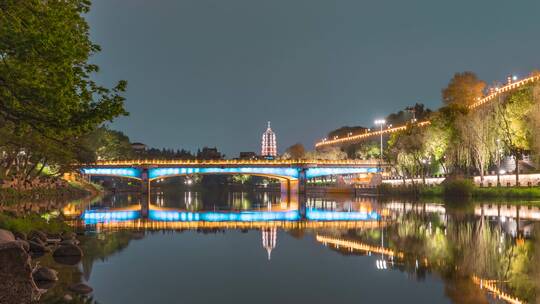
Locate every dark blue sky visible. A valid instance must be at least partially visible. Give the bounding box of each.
[86,0,540,157]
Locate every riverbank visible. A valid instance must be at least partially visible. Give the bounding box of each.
[0,179,102,206]
[0,179,102,303]
[0,224,92,303]
[378,181,540,200]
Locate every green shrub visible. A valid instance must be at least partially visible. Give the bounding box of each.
[420,186,443,196]
[442,179,474,198]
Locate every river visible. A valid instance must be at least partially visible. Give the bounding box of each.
[33,189,539,303]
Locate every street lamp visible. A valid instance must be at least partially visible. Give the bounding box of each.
[496,139,501,187]
[376,222,388,270]
[374,119,386,165]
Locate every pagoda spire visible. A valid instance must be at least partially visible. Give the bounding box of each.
[261,227,277,261]
[261,121,277,157]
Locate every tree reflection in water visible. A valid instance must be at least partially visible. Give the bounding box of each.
[320,200,539,303]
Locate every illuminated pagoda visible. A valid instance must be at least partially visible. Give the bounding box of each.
[261,227,277,260]
[261,121,277,158]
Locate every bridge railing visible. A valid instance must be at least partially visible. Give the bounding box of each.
[79,158,382,167]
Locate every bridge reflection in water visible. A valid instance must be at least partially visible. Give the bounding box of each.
[78,204,381,227]
[74,199,384,263]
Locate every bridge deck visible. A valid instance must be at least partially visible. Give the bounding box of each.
[80,159,381,168]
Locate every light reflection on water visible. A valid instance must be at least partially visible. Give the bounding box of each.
[45,191,540,304]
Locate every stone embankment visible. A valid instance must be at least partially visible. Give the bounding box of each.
[0,228,93,303]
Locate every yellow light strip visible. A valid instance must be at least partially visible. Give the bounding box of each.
[469,74,540,109]
[82,159,380,166]
[315,74,540,148]
[316,234,403,258]
[68,219,385,230]
[471,276,524,304]
[315,121,430,148]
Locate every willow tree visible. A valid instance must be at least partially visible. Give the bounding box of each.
[461,107,498,182]
[526,82,540,166]
[386,124,427,185]
[496,86,535,185]
[430,104,469,175]
[0,0,128,181]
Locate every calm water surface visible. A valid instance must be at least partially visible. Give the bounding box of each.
[38,190,540,303]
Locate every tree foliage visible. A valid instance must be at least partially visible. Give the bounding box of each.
[307,147,347,160]
[386,103,432,126]
[0,0,127,136]
[442,72,486,106]
[283,143,306,159]
[0,0,128,183]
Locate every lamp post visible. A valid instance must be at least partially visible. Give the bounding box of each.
[496,139,501,187]
[374,119,386,166]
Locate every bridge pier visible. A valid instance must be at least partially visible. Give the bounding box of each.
[297,169,307,194]
[140,169,150,218]
[141,168,150,194]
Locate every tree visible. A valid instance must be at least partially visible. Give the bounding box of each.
[0,0,128,183]
[496,86,535,185]
[431,104,470,175]
[307,147,347,160]
[460,108,498,182]
[79,127,134,161]
[442,72,486,106]
[232,174,251,184]
[526,83,540,166]
[284,143,306,159]
[386,124,427,184]
[386,103,432,125]
[352,141,380,160]
[0,0,127,137]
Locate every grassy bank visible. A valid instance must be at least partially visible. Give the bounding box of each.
[0,180,102,205]
[0,212,71,234]
[472,186,540,198]
[378,181,540,199]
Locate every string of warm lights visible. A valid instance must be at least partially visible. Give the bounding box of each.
[315,73,540,148]
[69,219,384,230]
[469,74,540,109]
[82,159,381,166]
[316,235,403,258]
[471,276,524,304]
[315,121,430,148]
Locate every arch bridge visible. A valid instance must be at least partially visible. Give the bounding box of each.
[79,159,382,195]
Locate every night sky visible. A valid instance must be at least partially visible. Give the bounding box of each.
[86,0,540,157]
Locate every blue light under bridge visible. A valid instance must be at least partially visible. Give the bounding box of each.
[149,210,301,222]
[80,208,380,225]
[81,168,141,179]
[305,209,380,221]
[82,210,141,224]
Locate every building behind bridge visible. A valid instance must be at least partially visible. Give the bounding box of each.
[261,121,278,158]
